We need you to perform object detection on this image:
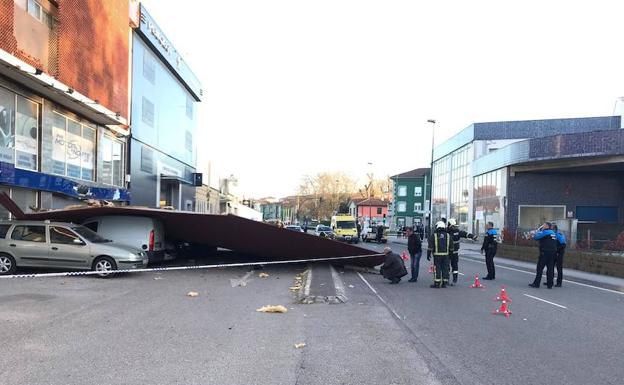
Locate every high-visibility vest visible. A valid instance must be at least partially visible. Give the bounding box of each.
[433,232,451,256]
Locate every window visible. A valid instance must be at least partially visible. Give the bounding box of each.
[397,201,406,212]
[50,226,82,245]
[185,131,192,153]
[143,52,156,84]
[0,224,11,238]
[27,0,42,21]
[15,96,38,170]
[186,96,193,119]
[376,207,382,215]
[414,203,422,212]
[142,97,155,127]
[50,112,95,181]
[397,185,407,197]
[414,186,422,197]
[140,145,154,173]
[11,225,46,242]
[98,134,124,186]
[0,87,16,164]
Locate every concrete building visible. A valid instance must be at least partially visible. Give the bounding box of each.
[0,0,131,217]
[390,168,431,229]
[431,116,623,242]
[127,3,203,211]
[352,198,388,225]
[194,184,220,214]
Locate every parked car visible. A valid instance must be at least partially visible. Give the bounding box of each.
[0,220,147,277]
[82,216,169,263]
[362,225,388,243]
[285,225,304,232]
[315,225,335,239]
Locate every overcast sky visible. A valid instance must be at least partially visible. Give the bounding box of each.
[142,0,624,198]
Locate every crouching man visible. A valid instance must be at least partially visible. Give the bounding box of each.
[380,246,408,284]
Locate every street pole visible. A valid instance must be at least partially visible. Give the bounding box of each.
[427,119,436,233]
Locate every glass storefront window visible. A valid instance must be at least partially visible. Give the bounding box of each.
[49,112,95,181]
[473,169,504,234]
[98,134,124,187]
[0,87,15,164]
[15,96,38,170]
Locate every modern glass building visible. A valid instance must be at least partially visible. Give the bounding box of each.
[431,116,622,235]
[128,4,203,210]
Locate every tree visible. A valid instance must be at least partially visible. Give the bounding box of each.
[297,172,357,220]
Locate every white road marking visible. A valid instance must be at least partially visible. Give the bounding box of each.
[357,272,402,320]
[523,294,568,309]
[460,257,624,296]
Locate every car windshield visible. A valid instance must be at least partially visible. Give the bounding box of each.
[319,226,332,231]
[336,221,355,229]
[71,225,110,243]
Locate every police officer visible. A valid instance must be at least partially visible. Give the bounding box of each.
[552,224,566,287]
[427,221,451,288]
[529,222,558,289]
[446,218,476,285]
[480,221,498,280]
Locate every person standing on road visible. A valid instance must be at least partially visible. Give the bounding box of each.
[446,218,476,285]
[406,227,423,282]
[427,221,451,288]
[380,246,408,284]
[356,221,362,239]
[376,223,384,243]
[529,222,558,289]
[480,222,498,280]
[552,224,566,287]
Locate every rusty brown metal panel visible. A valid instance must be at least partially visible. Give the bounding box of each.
[0,192,25,219]
[2,203,384,267]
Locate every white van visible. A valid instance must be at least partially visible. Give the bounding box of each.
[82,216,168,263]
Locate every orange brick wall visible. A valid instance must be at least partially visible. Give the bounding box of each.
[0,0,130,119]
[57,0,129,118]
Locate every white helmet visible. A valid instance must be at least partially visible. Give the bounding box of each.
[435,221,446,230]
[447,218,457,226]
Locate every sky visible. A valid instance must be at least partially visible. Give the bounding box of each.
[141,0,624,198]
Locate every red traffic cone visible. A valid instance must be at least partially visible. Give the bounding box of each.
[492,300,512,318]
[401,251,410,261]
[470,274,484,288]
[494,286,512,303]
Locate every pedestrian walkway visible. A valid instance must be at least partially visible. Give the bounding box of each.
[389,235,624,290]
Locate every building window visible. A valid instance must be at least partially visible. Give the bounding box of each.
[414,203,422,212]
[397,201,406,212]
[143,52,156,85]
[397,185,407,197]
[27,0,42,21]
[185,131,192,153]
[376,207,382,215]
[15,96,38,171]
[140,145,154,173]
[142,97,155,127]
[414,186,422,197]
[50,112,95,181]
[98,134,124,187]
[186,96,193,119]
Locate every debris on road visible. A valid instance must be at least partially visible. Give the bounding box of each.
[154,276,163,280]
[294,343,306,349]
[256,305,288,313]
[348,285,354,288]
[289,286,302,291]
[230,271,254,287]
[186,291,199,297]
[258,272,270,278]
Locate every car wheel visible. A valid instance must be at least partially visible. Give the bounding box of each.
[92,256,117,278]
[320,233,326,238]
[0,253,16,275]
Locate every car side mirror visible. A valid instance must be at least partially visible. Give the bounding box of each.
[73,238,85,245]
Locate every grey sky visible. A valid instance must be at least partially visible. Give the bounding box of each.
[141,0,624,198]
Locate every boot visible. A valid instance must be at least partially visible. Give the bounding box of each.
[441,281,448,288]
[430,282,440,288]
[452,273,458,283]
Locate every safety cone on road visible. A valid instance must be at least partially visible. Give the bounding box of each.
[492,300,512,318]
[470,274,484,288]
[401,251,410,261]
[494,286,512,303]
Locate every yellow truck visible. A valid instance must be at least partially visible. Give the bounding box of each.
[330,214,359,244]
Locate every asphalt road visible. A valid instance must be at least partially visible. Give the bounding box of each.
[1,243,623,385]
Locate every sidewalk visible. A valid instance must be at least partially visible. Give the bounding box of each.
[389,235,624,291]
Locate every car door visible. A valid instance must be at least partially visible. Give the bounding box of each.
[8,225,49,267]
[48,225,90,270]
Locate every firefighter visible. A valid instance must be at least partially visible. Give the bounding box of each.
[446,219,476,285]
[427,221,452,288]
[529,222,558,289]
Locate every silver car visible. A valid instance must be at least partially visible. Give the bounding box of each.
[0,220,148,277]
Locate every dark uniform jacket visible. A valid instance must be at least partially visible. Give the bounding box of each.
[534,229,557,254]
[427,230,452,259]
[448,227,474,252]
[381,252,408,279]
[481,229,498,252]
[407,233,422,254]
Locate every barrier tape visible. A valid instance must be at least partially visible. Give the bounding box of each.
[0,253,384,279]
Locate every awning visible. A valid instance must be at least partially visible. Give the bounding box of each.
[0,49,128,133]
